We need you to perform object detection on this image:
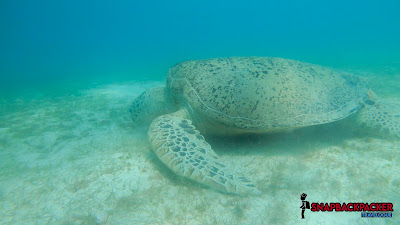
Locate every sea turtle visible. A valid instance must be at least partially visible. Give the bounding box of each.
[129,57,399,195]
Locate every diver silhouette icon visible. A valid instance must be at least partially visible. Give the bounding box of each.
[300,193,310,219]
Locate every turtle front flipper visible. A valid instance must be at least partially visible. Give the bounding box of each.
[148,109,261,195]
[357,90,400,137]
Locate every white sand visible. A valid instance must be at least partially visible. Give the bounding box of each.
[0,79,399,225]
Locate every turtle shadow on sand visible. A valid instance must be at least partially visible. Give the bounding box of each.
[130,57,400,195]
[207,115,377,157]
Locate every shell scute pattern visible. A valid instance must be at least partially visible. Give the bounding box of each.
[167,57,369,130]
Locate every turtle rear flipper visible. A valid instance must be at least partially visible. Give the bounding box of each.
[357,96,400,137]
[148,109,261,195]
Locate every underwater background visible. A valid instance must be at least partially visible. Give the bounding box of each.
[0,0,399,224]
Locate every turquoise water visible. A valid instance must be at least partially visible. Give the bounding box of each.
[1,1,399,224]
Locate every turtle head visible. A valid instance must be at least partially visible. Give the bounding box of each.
[364,89,378,106]
[129,86,177,127]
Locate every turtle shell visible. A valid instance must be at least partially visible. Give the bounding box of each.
[167,57,369,130]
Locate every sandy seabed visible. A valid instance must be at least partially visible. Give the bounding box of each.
[0,77,399,225]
